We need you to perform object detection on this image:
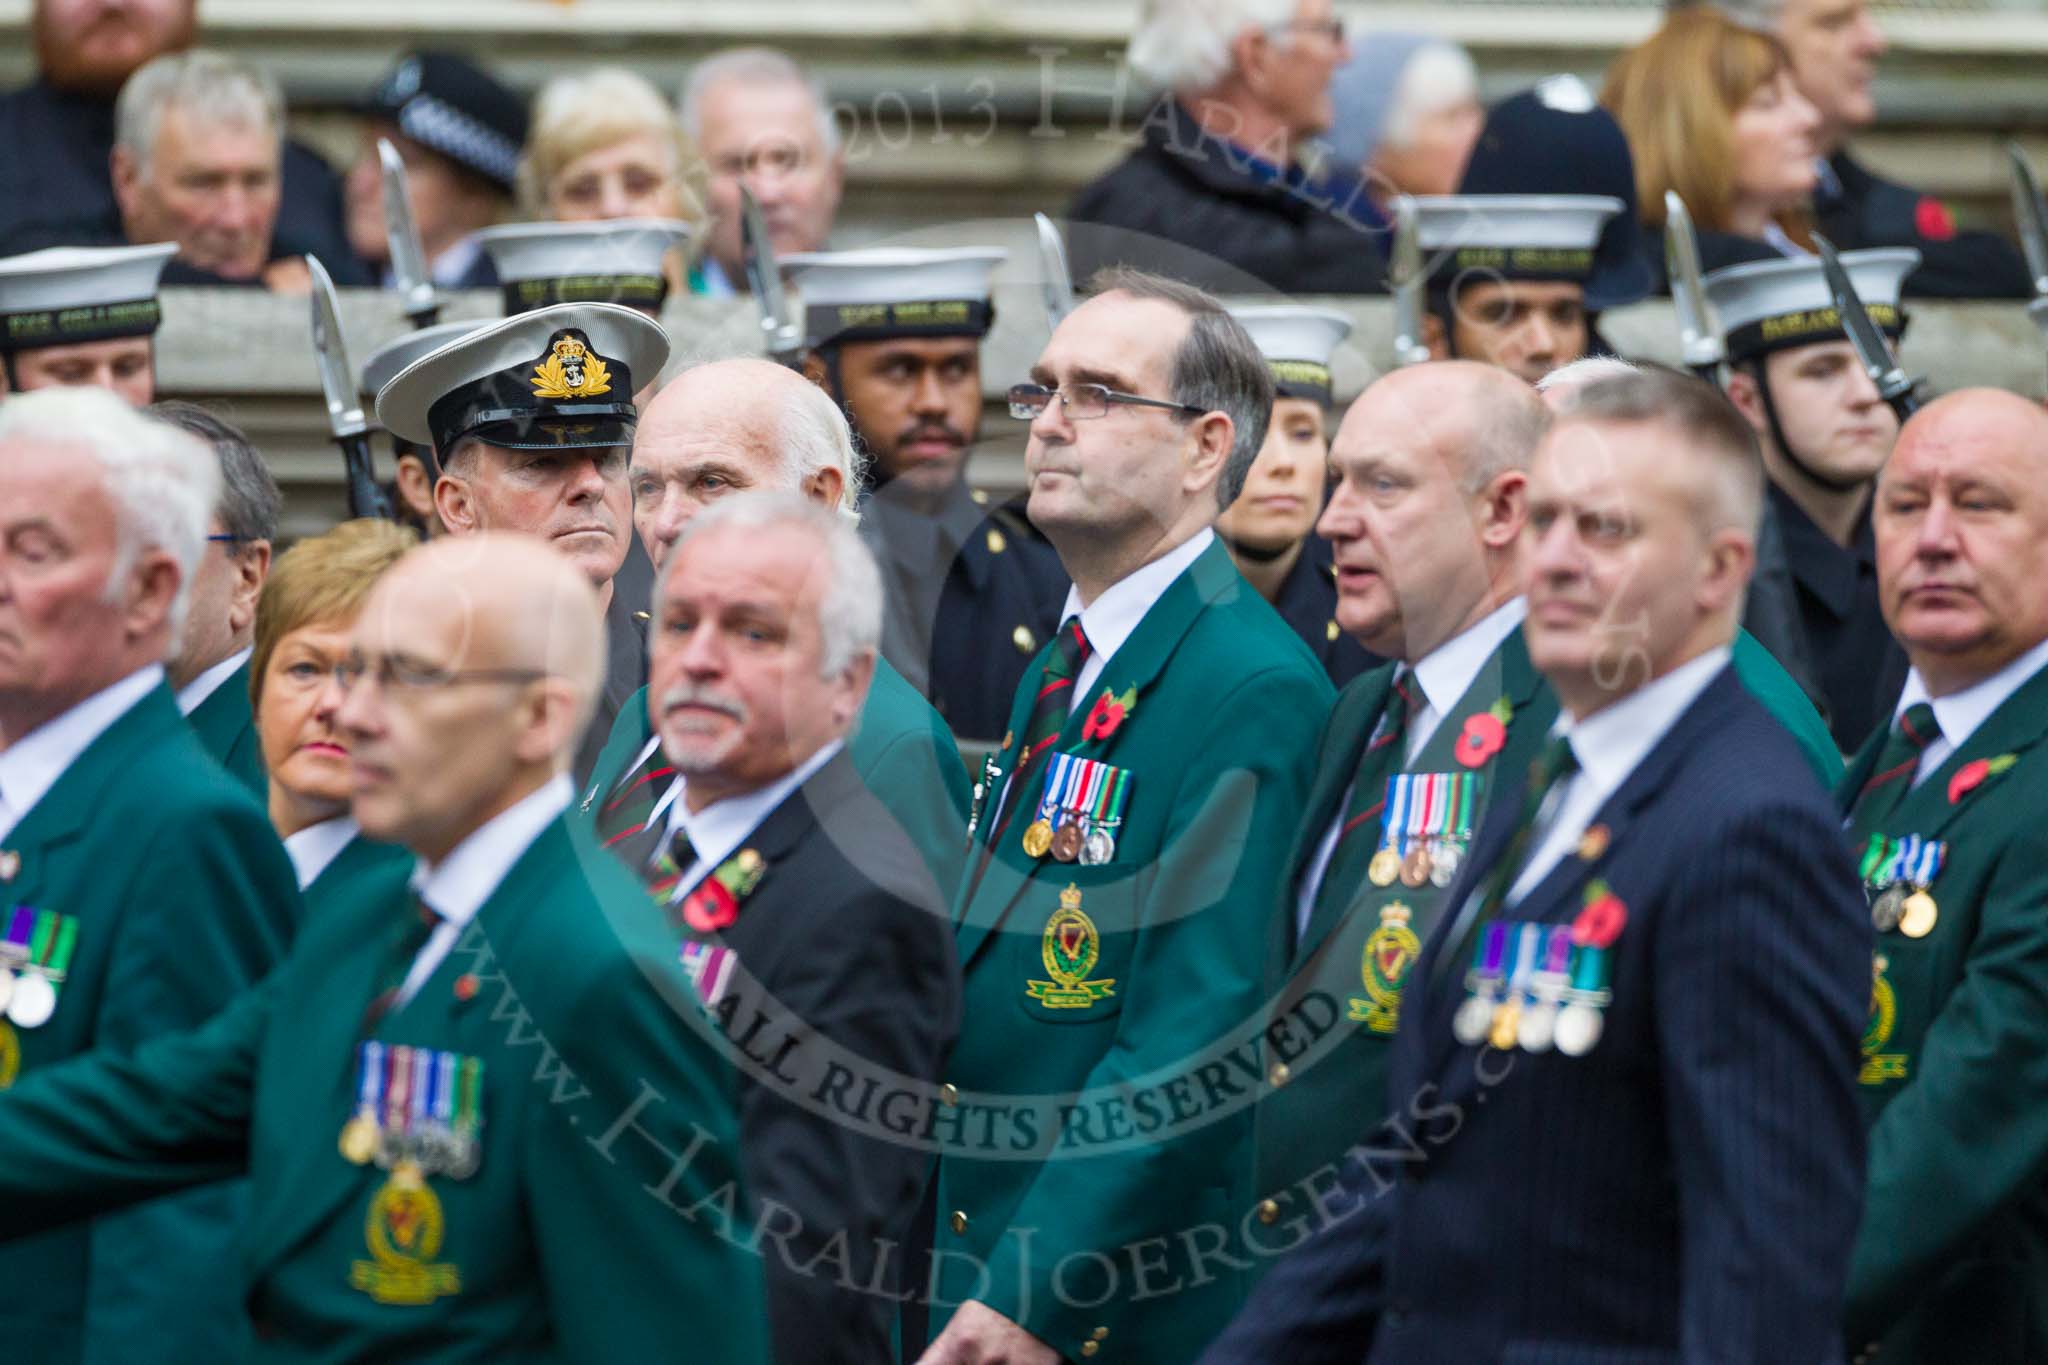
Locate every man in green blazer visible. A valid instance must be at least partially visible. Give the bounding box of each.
[920,270,1334,1365]
[156,402,279,797]
[0,534,770,1362]
[582,357,969,891]
[0,389,300,1364]
[1839,390,2048,1364]
[1250,362,1560,1226]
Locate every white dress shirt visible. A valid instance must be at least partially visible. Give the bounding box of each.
[1890,634,2048,786]
[399,774,572,1008]
[174,647,251,717]
[0,665,163,843]
[1293,598,1529,939]
[651,740,845,900]
[1060,527,1215,709]
[1506,647,1730,906]
[284,816,360,892]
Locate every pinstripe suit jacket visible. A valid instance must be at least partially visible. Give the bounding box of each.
[1204,666,1871,1365]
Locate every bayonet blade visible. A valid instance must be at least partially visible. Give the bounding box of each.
[740,184,803,365]
[378,138,439,328]
[1389,196,1429,368]
[2006,141,2048,297]
[307,255,367,441]
[1815,232,1919,421]
[1663,190,1724,376]
[1034,212,1075,331]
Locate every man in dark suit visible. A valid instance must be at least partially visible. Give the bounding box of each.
[615,491,959,1364]
[0,387,299,1364]
[1840,389,2048,1363]
[1205,366,1870,1364]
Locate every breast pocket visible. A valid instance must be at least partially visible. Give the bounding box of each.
[1007,866,1138,1027]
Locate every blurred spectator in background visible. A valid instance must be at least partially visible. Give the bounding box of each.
[680,47,843,297]
[1067,0,1385,295]
[111,50,308,292]
[1670,0,2030,297]
[522,67,702,298]
[1321,33,1482,209]
[344,52,526,291]
[0,0,359,275]
[1604,8,1823,271]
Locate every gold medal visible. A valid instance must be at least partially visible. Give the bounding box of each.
[1488,999,1521,1052]
[1021,820,1054,859]
[1367,848,1401,887]
[339,1111,380,1166]
[1400,844,1432,888]
[1899,890,1938,939]
[1050,820,1084,863]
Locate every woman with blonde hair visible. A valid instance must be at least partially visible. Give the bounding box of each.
[249,518,418,906]
[518,67,706,295]
[1602,7,1822,262]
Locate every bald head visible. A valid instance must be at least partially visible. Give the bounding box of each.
[1874,387,2048,696]
[1353,361,1552,491]
[340,534,602,861]
[631,358,863,568]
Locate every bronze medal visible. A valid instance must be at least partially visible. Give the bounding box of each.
[1367,848,1401,887]
[1021,820,1055,859]
[1870,884,1907,934]
[1400,844,1433,888]
[1899,890,1939,939]
[1051,820,1084,863]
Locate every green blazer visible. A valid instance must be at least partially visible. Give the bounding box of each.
[0,816,770,1364]
[931,537,1334,1362]
[0,681,299,1365]
[576,656,971,891]
[1251,624,1559,1217]
[1732,628,1843,788]
[1836,659,2048,1362]
[186,659,265,798]
[302,834,415,926]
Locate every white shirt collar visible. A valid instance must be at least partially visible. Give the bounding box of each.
[1894,635,2048,755]
[1058,528,1215,667]
[698,257,737,299]
[656,739,844,874]
[284,815,359,891]
[408,774,573,927]
[0,665,163,840]
[175,647,252,716]
[1557,647,1732,798]
[1410,597,1527,722]
[431,234,483,287]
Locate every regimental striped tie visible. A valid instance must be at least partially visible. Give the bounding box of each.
[988,615,1092,848]
[1308,671,1425,923]
[646,827,697,909]
[360,897,444,1037]
[1851,702,1941,827]
[597,744,678,879]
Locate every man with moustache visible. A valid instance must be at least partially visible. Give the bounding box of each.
[640,493,958,1364]
[1246,360,1558,1232]
[787,248,1068,743]
[0,534,769,1361]
[1206,367,1869,1364]
[374,301,668,785]
[583,357,969,895]
[1839,390,2048,1363]
[0,387,298,1364]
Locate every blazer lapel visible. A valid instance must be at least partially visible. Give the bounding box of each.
[1885,660,2048,841]
[1283,673,1391,962]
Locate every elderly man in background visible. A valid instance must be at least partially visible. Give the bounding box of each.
[110,49,308,292]
[1068,0,1383,294]
[637,493,959,1363]
[585,357,970,894]
[0,386,298,1363]
[1320,34,1482,207]
[150,402,280,796]
[680,47,844,297]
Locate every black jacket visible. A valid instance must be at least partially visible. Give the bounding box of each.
[1067,98,1388,295]
[1818,151,2029,301]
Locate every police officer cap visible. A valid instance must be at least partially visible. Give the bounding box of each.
[0,242,176,353]
[361,52,528,194]
[476,219,692,317]
[1228,305,1353,407]
[375,302,669,457]
[784,247,1006,351]
[1704,243,1919,364]
[1459,77,1654,310]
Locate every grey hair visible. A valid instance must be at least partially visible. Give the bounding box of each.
[1460,375,1553,493]
[1560,368,1764,535]
[148,401,281,545]
[0,387,220,642]
[1084,265,1276,509]
[1128,0,1301,93]
[658,492,882,679]
[678,47,842,160]
[1381,44,1479,149]
[1665,0,1784,34]
[777,376,867,520]
[1535,355,1642,402]
[115,50,283,177]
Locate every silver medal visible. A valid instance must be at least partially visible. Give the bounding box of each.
[8,972,57,1029]
[1429,842,1462,888]
[1452,992,1495,1046]
[1080,827,1116,866]
[1554,1001,1604,1056]
[1517,1000,1559,1054]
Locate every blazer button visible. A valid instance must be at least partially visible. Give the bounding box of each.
[1256,1199,1280,1225]
[1092,1327,1109,1341]
[1080,1343,1098,1358]
[1012,625,1037,654]
[1268,1062,1290,1088]
[939,1083,959,1107]
[949,1210,969,1235]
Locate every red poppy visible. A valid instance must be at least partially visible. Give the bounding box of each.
[1914,196,1957,242]
[1455,713,1507,768]
[1083,692,1127,742]
[1572,892,1628,950]
[683,881,739,933]
[1949,758,1991,805]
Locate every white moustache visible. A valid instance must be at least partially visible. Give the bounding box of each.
[661,685,749,724]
